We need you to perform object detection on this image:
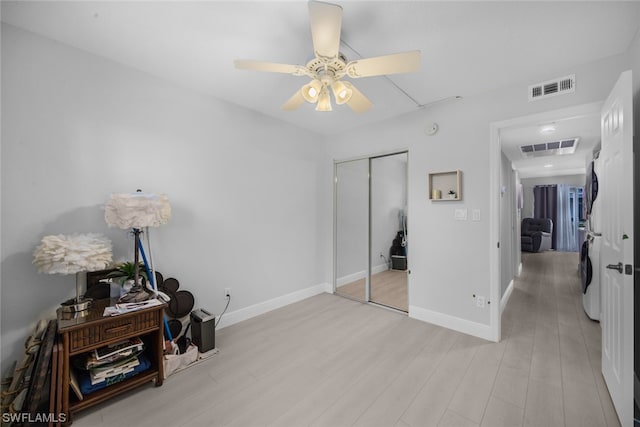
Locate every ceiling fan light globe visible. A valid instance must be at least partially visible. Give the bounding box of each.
[316,88,332,111]
[301,80,322,103]
[331,81,353,105]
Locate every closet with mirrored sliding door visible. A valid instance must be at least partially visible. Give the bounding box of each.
[334,151,408,312]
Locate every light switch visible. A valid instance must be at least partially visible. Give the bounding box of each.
[454,208,468,221]
[472,209,481,221]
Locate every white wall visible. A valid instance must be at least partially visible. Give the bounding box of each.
[500,152,516,297]
[1,24,326,365]
[521,174,586,219]
[321,50,631,339]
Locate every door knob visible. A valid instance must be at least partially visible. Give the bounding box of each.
[606,262,623,273]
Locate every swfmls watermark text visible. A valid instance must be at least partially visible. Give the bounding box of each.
[2,412,67,423]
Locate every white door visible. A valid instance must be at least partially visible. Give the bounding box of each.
[600,70,633,427]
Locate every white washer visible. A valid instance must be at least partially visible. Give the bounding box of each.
[582,234,601,320]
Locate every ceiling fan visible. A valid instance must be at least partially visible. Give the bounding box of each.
[234,0,421,113]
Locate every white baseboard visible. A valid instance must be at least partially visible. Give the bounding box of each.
[216,283,331,330]
[372,263,389,275]
[336,263,388,287]
[336,270,365,287]
[408,305,496,342]
[501,279,514,314]
[517,263,523,276]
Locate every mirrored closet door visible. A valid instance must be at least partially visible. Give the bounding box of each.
[370,153,408,311]
[334,152,408,311]
[334,159,369,302]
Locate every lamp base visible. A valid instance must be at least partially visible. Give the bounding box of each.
[118,285,151,303]
[61,296,93,312]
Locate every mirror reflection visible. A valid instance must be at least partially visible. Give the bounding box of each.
[335,159,369,301]
[334,152,408,311]
[370,153,408,311]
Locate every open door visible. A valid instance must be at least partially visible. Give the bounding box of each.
[600,70,633,427]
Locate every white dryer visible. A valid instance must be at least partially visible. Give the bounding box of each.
[582,157,601,321]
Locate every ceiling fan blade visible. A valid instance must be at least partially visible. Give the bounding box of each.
[308,1,342,59]
[282,89,306,111]
[234,59,305,75]
[346,50,421,78]
[344,82,372,113]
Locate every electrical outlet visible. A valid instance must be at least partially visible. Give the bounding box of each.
[224,288,231,298]
[476,296,485,308]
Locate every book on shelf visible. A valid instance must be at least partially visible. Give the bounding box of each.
[69,368,83,401]
[89,354,140,385]
[82,348,142,369]
[90,367,134,385]
[94,336,143,361]
[78,354,151,396]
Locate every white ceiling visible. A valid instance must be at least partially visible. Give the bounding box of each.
[0,0,640,178]
[2,1,639,139]
[501,109,601,179]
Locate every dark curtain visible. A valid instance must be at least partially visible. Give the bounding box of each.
[533,185,557,249]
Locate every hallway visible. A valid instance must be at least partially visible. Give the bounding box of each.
[502,251,619,426]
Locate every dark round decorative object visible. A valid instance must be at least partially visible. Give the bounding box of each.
[158,285,177,311]
[157,276,195,319]
[170,290,195,318]
[167,319,182,339]
[154,271,164,288]
[163,278,179,293]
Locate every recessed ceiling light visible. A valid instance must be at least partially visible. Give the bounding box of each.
[540,125,556,135]
[544,164,553,168]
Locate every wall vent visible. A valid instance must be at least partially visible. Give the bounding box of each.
[528,74,575,101]
[520,138,579,158]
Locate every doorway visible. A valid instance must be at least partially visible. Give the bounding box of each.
[492,80,634,425]
[491,101,604,342]
[334,151,408,312]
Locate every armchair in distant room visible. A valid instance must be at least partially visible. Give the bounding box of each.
[521,218,553,252]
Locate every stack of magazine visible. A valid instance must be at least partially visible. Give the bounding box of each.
[72,337,150,396]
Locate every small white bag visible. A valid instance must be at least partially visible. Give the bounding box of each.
[163,343,198,378]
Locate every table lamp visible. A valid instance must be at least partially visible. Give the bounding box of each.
[33,233,113,312]
[104,191,171,303]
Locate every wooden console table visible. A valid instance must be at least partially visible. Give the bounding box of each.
[57,299,166,424]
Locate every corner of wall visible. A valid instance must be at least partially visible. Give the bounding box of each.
[408,306,497,342]
[215,283,331,330]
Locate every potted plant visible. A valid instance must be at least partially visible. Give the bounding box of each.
[106,262,149,298]
[106,262,148,290]
[448,190,457,199]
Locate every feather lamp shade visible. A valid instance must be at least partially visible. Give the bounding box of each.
[104,193,171,229]
[104,192,171,303]
[33,233,113,312]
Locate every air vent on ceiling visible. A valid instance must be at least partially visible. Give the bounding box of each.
[528,74,575,101]
[520,138,579,158]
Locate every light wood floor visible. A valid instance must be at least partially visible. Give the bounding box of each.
[74,251,619,427]
[337,269,408,312]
